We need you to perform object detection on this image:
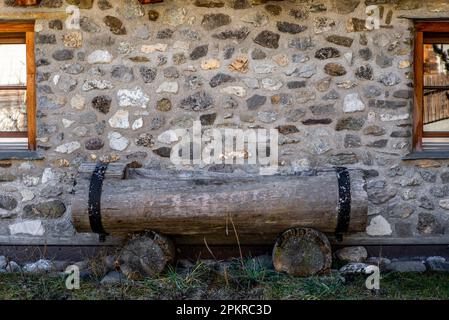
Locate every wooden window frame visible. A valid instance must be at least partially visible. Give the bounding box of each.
[0,21,36,151]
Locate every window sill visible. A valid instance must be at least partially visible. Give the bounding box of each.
[0,150,44,161]
[402,151,449,160]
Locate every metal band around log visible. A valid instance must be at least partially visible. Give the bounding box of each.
[335,167,351,238]
[88,162,109,242]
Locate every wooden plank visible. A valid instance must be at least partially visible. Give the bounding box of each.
[26,30,36,151]
[413,30,424,151]
[0,21,34,32]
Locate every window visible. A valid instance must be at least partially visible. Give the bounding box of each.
[0,22,36,152]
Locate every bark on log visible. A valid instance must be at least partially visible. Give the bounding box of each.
[72,165,368,240]
[272,228,332,276]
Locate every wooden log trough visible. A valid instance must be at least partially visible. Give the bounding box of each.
[71,163,368,277]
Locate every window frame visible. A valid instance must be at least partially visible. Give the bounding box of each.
[0,21,36,151]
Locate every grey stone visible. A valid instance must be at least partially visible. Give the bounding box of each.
[111,65,134,82]
[85,137,104,150]
[335,117,365,131]
[315,47,340,60]
[288,37,314,50]
[36,34,56,44]
[153,147,171,158]
[344,134,362,148]
[209,73,235,88]
[190,45,208,60]
[23,259,54,274]
[323,89,340,100]
[367,139,388,148]
[0,195,17,211]
[201,13,231,30]
[339,262,370,275]
[52,49,74,61]
[328,152,359,165]
[379,72,401,86]
[419,196,434,210]
[223,45,235,60]
[355,64,374,80]
[287,81,306,89]
[363,85,383,98]
[80,17,100,33]
[212,27,250,42]
[335,246,368,263]
[386,261,427,273]
[23,200,66,219]
[359,47,373,61]
[363,126,385,136]
[156,28,174,39]
[334,0,361,14]
[60,63,84,75]
[418,212,443,235]
[254,30,280,49]
[285,108,306,122]
[180,91,214,111]
[245,94,266,110]
[369,100,407,109]
[139,66,157,83]
[376,53,394,68]
[276,21,307,34]
[251,48,266,60]
[101,271,126,285]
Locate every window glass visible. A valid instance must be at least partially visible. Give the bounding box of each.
[0,44,27,133]
[0,89,27,132]
[0,44,26,86]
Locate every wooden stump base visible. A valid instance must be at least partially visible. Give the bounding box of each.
[272,228,332,277]
[118,231,175,279]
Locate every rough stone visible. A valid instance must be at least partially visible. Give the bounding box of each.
[23,200,66,219]
[254,30,280,49]
[335,246,368,263]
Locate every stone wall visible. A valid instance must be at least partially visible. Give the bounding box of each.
[0,0,449,245]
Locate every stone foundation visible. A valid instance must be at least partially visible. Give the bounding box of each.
[0,0,449,245]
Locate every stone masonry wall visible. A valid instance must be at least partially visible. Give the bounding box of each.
[0,0,449,244]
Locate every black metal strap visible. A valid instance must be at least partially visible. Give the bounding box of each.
[335,167,351,239]
[88,162,109,242]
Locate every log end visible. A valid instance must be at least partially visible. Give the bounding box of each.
[118,231,175,279]
[272,228,332,277]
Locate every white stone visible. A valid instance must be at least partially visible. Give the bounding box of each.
[21,190,34,202]
[41,168,55,184]
[82,80,114,91]
[62,118,75,128]
[344,52,353,65]
[262,78,283,91]
[343,93,365,113]
[173,41,189,51]
[439,199,449,210]
[366,215,392,236]
[9,220,44,236]
[132,118,143,130]
[23,259,54,273]
[156,81,179,94]
[220,86,247,97]
[70,94,85,110]
[0,209,15,219]
[242,78,259,89]
[117,87,150,108]
[23,175,39,187]
[108,132,129,151]
[52,74,60,85]
[141,43,168,53]
[87,50,113,64]
[108,110,129,129]
[158,130,180,144]
[380,113,409,122]
[55,141,81,154]
[253,63,277,74]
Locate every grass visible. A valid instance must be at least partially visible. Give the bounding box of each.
[1,258,449,300]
